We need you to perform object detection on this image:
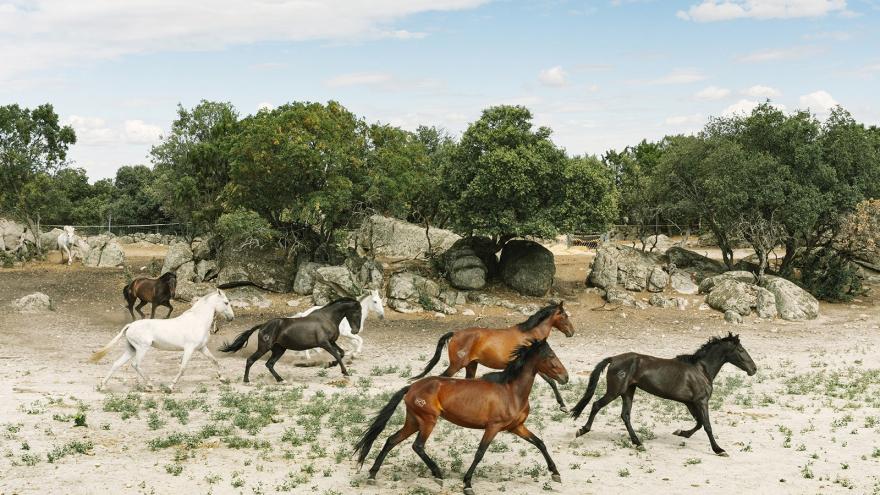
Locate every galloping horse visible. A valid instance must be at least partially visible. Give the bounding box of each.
[411,301,574,410]
[57,226,88,265]
[91,290,235,392]
[292,289,385,359]
[220,297,363,380]
[571,332,757,456]
[354,339,568,494]
[123,272,177,320]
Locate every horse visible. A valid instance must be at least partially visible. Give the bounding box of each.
[57,226,88,265]
[411,301,574,411]
[292,289,385,360]
[123,272,177,320]
[219,297,363,380]
[570,332,757,456]
[90,290,235,392]
[354,339,568,494]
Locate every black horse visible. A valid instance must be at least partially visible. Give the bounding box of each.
[123,272,177,320]
[220,297,362,380]
[571,332,757,456]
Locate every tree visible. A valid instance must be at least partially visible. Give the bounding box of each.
[558,155,618,234]
[0,103,76,252]
[444,105,569,248]
[110,165,167,225]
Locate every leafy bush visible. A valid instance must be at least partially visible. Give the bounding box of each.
[798,248,863,302]
[215,210,278,250]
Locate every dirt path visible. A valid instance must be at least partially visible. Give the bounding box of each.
[0,254,878,495]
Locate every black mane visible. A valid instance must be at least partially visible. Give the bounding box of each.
[324,297,359,308]
[516,303,559,332]
[675,333,740,364]
[482,339,549,384]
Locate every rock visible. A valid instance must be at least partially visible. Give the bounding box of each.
[605,287,636,307]
[759,276,819,321]
[226,286,271,309]
[440,288,467,307]
[194,259,217,283]
[216,244,297,293]
[312,266,360,305]
[699,271,757,294]
[461,308,476,316]
[386,271,451,313]
[347,257,384,291]
[175,261,196,283]
[755,287,778,319]
[388,299,422,313]
[647,267,669,292]
[41,228,64,249]
[587,244,619,289]
[499,240,555,296]
[292,261,327,295]
[635,301,649,310]
[649,293,676,308]
[12,292,54,312]
[670,271,699,295]
[161,242,193,274]
[724,310,743,324]
[705,279,756,316]
[357,215,460,259]
[642,234,674,254]
[675,297,689,310]
[518,304,540,316]
[145,233,162,244]
[84,239,126,267]
[442,238,490,290]
[665,247,726,282]
[0,219,30,251]
[587,243,660,292]
[467,292,496,306]
[191,237,213,261]
[117,235,134,245]
[175,282,216,301]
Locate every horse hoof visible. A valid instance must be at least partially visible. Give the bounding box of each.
[575,428,586,438]
[551,473,562,483]
[717,451,729,457]
[463,488,475,495]
[433,477,443,487]
[366,478,377,486]
[558,405,568,413]
[673,429,683,436]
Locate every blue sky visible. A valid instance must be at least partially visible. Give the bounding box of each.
[2,0,878,179]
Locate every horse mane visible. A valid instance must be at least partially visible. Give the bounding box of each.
[483,339,549,384]
[159,271,177,281]
[675,332,740,364]
[516,303,559,332]
[324,297,359,308]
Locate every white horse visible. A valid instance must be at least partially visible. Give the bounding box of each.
[292,289,385,360]
[91,290,235,391]
[57,226,88,265]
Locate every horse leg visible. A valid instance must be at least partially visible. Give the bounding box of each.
[697,401,727,456]
[542,374,568,412]
[199,346,223,380]
[134,299,147,319]
[347,333,363,355]
[325,341,346,367]
[412,417,443,482]
[149,302,157,319]
[463,427,500,495]
[244,346,269,383]
[464,361,479,379]
[131,344,153,388]
[367,412,419,482]
[126,299,136,320]
[169,347,195,392]
[576,388,622,437]
[319,342,349,376]
[510,424,561,482]
[265,345,287,382]
[620,385,641,446]
[163,301,174,318]
[674,403,703,438]
[99,344,135,390]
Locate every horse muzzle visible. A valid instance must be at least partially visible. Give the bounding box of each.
[556,372,570,385]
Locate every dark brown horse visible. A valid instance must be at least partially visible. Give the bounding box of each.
[355,339,568,494]
[219,297,362,380]
[411,301,574,410]
[123,272,177,320]
[571,333,757,456]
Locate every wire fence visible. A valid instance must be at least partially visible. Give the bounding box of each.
[43,222,191,237]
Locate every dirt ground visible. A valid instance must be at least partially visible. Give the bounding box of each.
[1,245,879,495]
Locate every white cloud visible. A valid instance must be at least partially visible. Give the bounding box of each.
[722,99,786,116]
[256,102,274,112]
[643,69,707,85]
[802,30,853,41]
[677,0,849,22]
[123,120,163,144]
[538,66,568,87]
[736,46,822,63]
[694,85,731,100]
[664,113,704,126]
[0,0,488,83]
[742,84,781,98]
[799,90,838,113]
[66,116,162,145]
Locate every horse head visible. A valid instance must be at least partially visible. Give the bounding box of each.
[724,333,757,376]
[551,301,575,337]
[212,289,235,323]
[366,288,385,320]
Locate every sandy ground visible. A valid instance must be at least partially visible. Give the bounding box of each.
[0,246,879,495]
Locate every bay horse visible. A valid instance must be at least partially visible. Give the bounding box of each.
[354,339,568,494]
[123,272,177,320]
[91,290,235,392]
[219,297,362,380]
[571,332,757,456]
[411,301,574,410]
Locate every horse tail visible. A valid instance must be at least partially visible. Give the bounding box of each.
[219,324,262,353]
[570,357,612,418]
[217,281,281,293]
[89,325,131,363]
[410,332,454,381]
[353,385,410,468]
[123,282,133,304]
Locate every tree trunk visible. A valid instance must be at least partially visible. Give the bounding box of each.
[24,214,42,254]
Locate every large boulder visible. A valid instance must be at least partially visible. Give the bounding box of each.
[162,241,194,274]
[12,292,54,312]
[345,256,384,290]
[216,244,297,292]
[41,228,64,249]
[0,219,25,251]
[587,244,661,292]
[292,261,327,295]
[705,279,756,316]
[699,271,757,294]
[357,215,460,259]
[442,238,493,290]
[755,286,778,319]
[191,236,213,261]
[175,282,216,301]
[194,259,218,283]
[84,239,125,267]
[175,261,196,283]
[605,287,636,307]
[670,271,699,295]
[587,244,619,289]
[499,240,555,296]
[642,234,674,254]
[387,271,453,314]
[312,266,360,305]
[665,247,726,282]
[647,267,669,292]
[759,276,819,321]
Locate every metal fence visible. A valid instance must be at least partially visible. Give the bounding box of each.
[43,222,190,237]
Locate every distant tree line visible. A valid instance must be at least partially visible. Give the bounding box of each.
[2,100,878,299]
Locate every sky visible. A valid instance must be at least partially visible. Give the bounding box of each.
[2,0,879,180]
